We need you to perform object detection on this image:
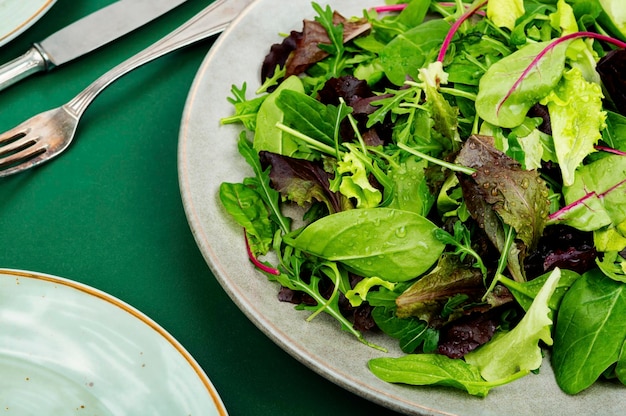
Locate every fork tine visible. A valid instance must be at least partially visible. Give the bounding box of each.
[0,133,38,158]
[0,142,47,174]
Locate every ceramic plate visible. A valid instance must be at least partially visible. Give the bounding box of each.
[178,1,624,414]
[0,269,227,415]
[0,0,57,47]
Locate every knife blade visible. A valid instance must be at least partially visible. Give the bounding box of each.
[0,0,188,91]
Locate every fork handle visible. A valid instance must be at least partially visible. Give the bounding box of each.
[65,0,254,117]
[0,45,48,91]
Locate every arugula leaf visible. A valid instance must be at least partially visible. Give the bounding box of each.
[371,306,437,353]
[465,268,561,381]
[235,134,291,234]
[273,243,384,351]
[276,89,350,149]
[552,268,626,394]
[312,3,346,78]
[434,221,488,281]
[596,251,626,282]
[500,269,581,312]
[221,83,266,131]
[219,182,275,255]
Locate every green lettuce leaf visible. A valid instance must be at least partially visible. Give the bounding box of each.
[465,268,561,381]
[487,0,525,31]
[558,153,626,231]
[540,67,606,186]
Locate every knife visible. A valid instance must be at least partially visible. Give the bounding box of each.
[0,0,188,91]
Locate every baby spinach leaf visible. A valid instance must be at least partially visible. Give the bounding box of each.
[368,353,528,397]
[254,76,316,160]
[284,208,445,282]
[500,269,581,312]
[552,268,626,394]
[475,40,570,128]
[379,19,450,86]
[465,268,561,381]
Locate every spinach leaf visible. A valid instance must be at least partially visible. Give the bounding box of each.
[284,208,445,282]
[552,268,626,394]
[254,76,316,160]
[379,19,451,86]
[368,353,528,397]
[475,40,570,128]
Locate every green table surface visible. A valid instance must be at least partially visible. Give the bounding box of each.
[0,1,403,415]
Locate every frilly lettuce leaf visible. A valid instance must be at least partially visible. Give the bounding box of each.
[487,0,525,30]
[331,145,382,208]
[465,268,561,381]
[540,67,606,186]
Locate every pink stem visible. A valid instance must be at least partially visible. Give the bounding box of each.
[497,32,626,115]
[549,178,626,221]
[437,0,488,63]
[244,230,281,276]
[371,5,407,13]
[596,145,626,156]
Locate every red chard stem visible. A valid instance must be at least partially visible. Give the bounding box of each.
[497,31,626,114]
[244,230,281,276]
[437,0,488,63]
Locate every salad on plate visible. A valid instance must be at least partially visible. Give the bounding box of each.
[218,0,626,397]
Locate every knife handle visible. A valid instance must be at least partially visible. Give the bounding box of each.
[0,45,48,92]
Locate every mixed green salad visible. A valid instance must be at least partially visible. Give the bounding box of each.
[218,0,626,397]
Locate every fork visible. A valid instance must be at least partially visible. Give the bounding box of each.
[0,0,253,178]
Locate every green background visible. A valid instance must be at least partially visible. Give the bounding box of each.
[0,0,403,415]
